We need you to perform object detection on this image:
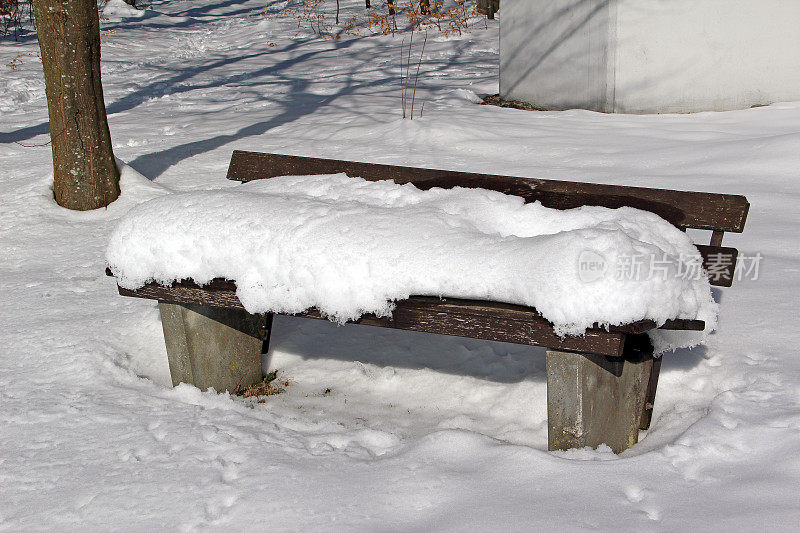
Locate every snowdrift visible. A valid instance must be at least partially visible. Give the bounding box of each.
[106,174,717,353]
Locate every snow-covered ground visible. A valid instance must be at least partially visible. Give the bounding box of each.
[1,1,799,530]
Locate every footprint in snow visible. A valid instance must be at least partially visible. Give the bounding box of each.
[624,486,661,521]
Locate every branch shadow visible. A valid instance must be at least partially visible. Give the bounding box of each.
[3,15,480,177]
[121,33,483,178]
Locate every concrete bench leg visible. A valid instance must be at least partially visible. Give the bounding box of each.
[158,302,271,393]
[546,335,654,453]
[639,356,661,430]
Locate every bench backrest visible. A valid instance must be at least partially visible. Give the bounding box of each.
[226,150,749,287]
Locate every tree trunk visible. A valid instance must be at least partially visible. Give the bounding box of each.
[33,0,120,210]
[478,0,499,19]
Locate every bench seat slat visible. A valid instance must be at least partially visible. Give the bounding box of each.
[113,275,705,358]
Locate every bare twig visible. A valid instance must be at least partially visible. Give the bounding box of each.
[410,31,427,119]
[405,30,413,116]
[400,37,406,117]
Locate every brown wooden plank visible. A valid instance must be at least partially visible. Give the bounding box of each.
[661,318,705,331]
[226,151,750,233]
[109,270,702,330]
[108,270,704,332]
[119,282,624,356]
[697,245,738,288]
[301,303,627,356]
[114,276,705,357]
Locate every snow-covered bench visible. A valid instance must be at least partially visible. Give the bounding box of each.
[107,150,749,453]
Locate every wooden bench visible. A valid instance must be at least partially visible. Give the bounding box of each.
[109,150,749,453]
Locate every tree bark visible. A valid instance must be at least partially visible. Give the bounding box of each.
[33,0,120,210]
[478,0,499,19]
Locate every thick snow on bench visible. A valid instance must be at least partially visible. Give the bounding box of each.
[106,174,717,353]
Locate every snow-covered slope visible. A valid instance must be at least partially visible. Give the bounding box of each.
[1,1,798,530]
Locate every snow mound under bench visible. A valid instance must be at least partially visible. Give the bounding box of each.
[106,174,718,353]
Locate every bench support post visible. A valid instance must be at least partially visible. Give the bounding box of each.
[639,356,661,430]
[546,335,654,453]
[158,302,269,393]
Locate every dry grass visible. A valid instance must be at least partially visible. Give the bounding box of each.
[235,370,288,401]
[482,93,548,111]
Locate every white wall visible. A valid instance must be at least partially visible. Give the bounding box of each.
[500,0,615,112]
[500,0,800,113]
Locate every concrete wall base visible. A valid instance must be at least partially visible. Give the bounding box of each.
[158,302,269,393]
[546,336,654,453]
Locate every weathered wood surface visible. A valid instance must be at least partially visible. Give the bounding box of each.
[112,274,705,358]
[696,244,738,288]
[226,151,749,233]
